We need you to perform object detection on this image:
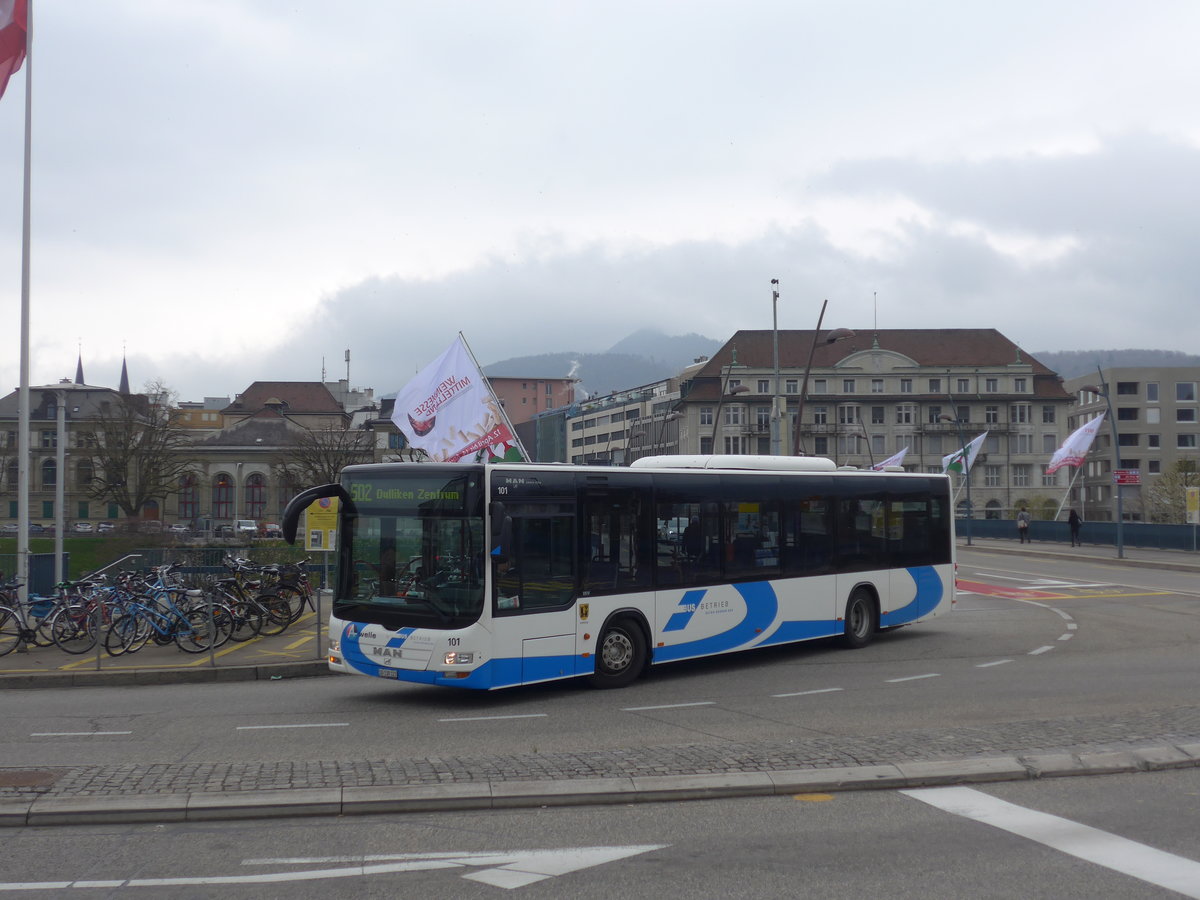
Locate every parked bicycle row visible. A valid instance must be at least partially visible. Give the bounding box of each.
[0,556,316,658]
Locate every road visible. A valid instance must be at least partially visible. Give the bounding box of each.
[3,769,1199,897]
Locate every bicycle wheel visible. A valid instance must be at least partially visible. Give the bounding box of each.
[0,606,21,657]
[105,613,150,656]
[225,599,265,642]
[49,604,98,655]
[175,609,219,653]
[274,586,309,624]
[29,600,60,647]
[254,593,292,636]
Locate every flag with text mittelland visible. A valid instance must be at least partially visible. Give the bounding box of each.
[390,336,523,463]
[941,431,988,475]
[0,0,27,102]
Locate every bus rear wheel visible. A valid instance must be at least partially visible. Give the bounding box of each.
[589,619,646,689]
[840,589,877,649]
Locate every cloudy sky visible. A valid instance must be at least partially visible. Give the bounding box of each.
[2,1,1198,402]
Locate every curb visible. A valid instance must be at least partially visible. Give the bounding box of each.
[5,742,1199,828]
[0,661,331,690]
[960,542,1200,575]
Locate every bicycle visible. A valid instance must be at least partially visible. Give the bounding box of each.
[103,582,224,656]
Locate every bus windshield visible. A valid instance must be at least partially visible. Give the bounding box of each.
[337,468,485,631]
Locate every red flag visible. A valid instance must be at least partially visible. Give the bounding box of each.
[0,0,28,102]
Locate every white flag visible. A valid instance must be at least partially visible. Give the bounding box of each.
[1045,411,1106,474]
[391,336,523,462]
[942,432,988,475]
[872,447,908,470]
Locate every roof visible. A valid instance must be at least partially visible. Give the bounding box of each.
[222,382,346,416]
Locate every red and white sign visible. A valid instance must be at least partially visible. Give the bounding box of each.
[1112,469,1140,485]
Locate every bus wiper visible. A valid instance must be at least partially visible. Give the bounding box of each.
[402,592,451,623]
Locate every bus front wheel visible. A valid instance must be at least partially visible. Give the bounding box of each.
[590,619,646,689]
[840,589,877,649]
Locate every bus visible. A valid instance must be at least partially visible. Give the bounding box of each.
[280,455,954,690]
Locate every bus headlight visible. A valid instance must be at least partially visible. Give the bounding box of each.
[328,638,340,653]
[443,651,474,665]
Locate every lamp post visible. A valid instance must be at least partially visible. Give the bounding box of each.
[939,413,974,546]
[857,420,875,469]
[792,298,855,455]
[770,279,782,455]
[1081,379,1124,559]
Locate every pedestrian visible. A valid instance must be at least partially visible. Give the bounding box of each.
[1068,508,1081,547]
[1016,505,1032,544]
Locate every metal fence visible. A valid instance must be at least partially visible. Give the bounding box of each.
[959,518,1200,552]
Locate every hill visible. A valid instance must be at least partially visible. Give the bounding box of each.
[1032,349,1200,380]
[483,330,722,398]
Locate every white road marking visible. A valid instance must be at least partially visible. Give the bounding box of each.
[620,701,715,711]
[1028,645,1055,655]
[903,787,1200,898]
[0,846,669,892]
[1058,633,1073,641]
[437,714,548,722]
[29,731,132,737]
[771,687,844,698]
[235,723,349,731]
[884,673,940,683]
[975,659,1013,668]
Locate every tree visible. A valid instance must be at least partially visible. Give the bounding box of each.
[1145,460,1199,523]
[273,423,376,490]
[85,381,198,519]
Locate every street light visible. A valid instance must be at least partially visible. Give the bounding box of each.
[793,297,855,455]
[939,413,973,546]
[1081,380,1124,559]
[770,279,782,455]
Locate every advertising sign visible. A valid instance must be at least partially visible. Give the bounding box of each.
[1112,469,1141,485]
[305,496,339,552]
[1187,486,1200,525]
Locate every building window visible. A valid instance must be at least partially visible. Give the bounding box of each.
[1042,406,1056,424]
[928,378,941,393]
[956,405,970,422]
[872,434,885,455]
[812,406,828,425]
[813,436,828,455]
[1177,408,1197,423]
[756,406,770,427]
[1148,460,1161,473]
[387,432,407,449]
[757,379,770,393]
[75,459,93,489]
[784,379,798,394]
[41,430,56,449]
[246,473,267,519]
[1178,434,1197,449]
[927,405,942,424]
[956,378,970,393]
[1010,404,1030,423]
[1014,377,1027,393]
[838,405,860,425]
[571,437,583,448]
[724,406,744,426]
[1147,434,1160,448]
[1042,433,1057,453]
[812,379,827,394]
[985,406,999,424]
[1015,434,1033,454]
[871,379,884,393]
[871,406,885,425]
[77,501,89,519]
[1147,383,1159,402]
[1177,382,1197,402]
[984,465,1002,487]
[179,475,199,521]
[1042,466,1059,487]
[895,405,915,425]
[1118,433,1139,447]
[899,379,913,393]
[927,434,942,455]
[699,407,713,426]
[42,500,54,519]
[985,378,998,392]
[699,436,713,454]
[213,474,234,519]
[41,458,55,489]
[1012,464,1032,487]
[1117,407,1139,421]
[842,379,855,394]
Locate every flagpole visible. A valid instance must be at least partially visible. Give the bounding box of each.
[16,0,32,604]
[457,331,530,461]
[1055,466,1083,520]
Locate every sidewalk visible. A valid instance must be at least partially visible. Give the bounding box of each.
[2,541,1198,826]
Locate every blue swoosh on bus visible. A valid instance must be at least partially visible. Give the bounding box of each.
[654,581,778,662]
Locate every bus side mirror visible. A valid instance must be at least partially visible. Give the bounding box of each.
[281,483,350,545]
[490,501,512,563]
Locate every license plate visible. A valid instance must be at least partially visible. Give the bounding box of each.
[378,667,398,679]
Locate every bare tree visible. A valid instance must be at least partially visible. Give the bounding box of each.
[84,380,198,519]
[273,423,376,489]
[1145,459,1199,523]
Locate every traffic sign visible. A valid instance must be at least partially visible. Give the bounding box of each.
[1112,469,1140,485]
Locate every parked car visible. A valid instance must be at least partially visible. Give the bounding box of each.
[1,522,19,533]
[71,522,94,533]
[28,523,45,535]
[234,519,258,536]
[262,522,283,537]
[96,522,115,534]
[167,523,190,534]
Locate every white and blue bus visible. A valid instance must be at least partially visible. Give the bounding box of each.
[281,455,954,690]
